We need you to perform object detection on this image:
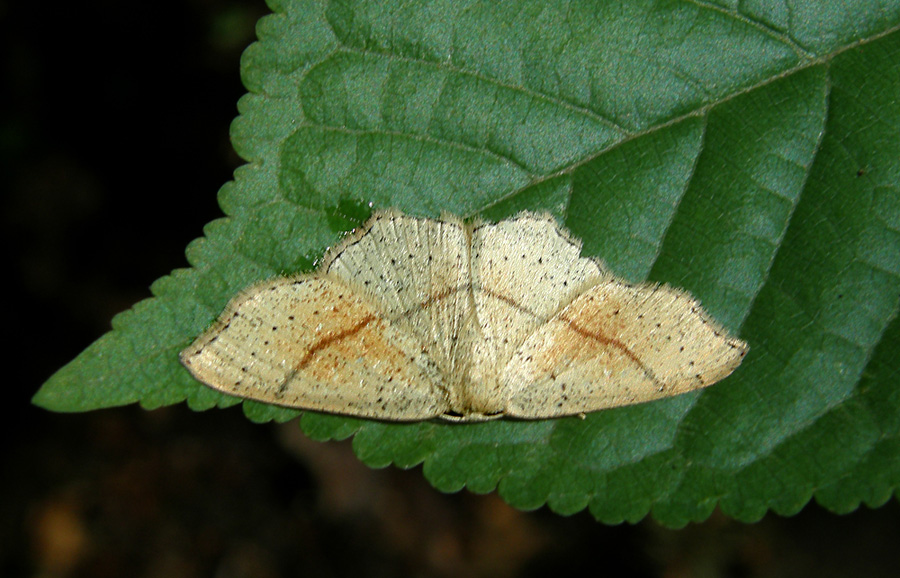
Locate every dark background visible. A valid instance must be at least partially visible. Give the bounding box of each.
[3,2,899,576]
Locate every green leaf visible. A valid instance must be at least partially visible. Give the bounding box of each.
[33,0,900,525]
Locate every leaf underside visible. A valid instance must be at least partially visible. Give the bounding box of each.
[34,0,900,526]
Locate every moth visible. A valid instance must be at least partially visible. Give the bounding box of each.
[181,210,747,421]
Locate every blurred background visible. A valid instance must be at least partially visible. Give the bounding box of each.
[3,2,900,576]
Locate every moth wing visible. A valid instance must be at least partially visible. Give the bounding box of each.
[325,211,475,381]
[180,277,449,421]
[502,280,748,418]
[469,214,606,377]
